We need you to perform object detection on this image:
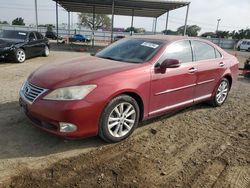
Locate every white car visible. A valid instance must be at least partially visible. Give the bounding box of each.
[237,39,250,51]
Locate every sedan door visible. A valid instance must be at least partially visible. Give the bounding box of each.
[34,32,46,54]
[150,40,197,116]
[190,40,226,102]
[23,32,38,57]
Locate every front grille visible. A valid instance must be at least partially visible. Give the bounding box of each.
[21,81,47,103]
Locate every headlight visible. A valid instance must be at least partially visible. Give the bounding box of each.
[4,45,14,51]
[3,47,10,50]
[43,85,97,101]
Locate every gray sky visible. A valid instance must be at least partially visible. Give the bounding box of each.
[0,0,249,33]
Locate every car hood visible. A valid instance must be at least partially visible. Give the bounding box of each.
[28,56,142,89]
[0,38,24,48]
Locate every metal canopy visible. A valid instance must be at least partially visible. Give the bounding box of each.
[54,0,189,18]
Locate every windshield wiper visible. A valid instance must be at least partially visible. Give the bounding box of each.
[99,56,120,61]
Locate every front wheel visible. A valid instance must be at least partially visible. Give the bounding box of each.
[210,78,230,107]
[99,95,140,143]
[14,48,26,63]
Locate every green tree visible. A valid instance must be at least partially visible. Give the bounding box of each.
[78,13,111,30]
[46,24,54,32]
[125,27,138,33]
[0,20,8,24]
[231,29,250,39]
[177,25,201,36]
[12,17,25,25]
[216,30,230,38]
[200,32,216,38]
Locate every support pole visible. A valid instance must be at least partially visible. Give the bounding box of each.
[68,11,70,44]
[34,0,38,30]
[165,11,169,34]
[183,3,190,36]
[111,0,115,43]
[154,18,157,35]
[92,5,95,48]
[152,18,155,33]
[56,0,59,44]
[130,9,134,36]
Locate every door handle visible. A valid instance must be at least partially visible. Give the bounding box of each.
[219,62,225,67]
[188,67,197,73]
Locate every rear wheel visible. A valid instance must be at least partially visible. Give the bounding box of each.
[43,45,50,57]
[210,78,230,107]
[99,95,140,143]
[14,48,26,63]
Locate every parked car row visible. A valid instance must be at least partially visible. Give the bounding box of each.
[0,30,93,63]
[0,30,50,63]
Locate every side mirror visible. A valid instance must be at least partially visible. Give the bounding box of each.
[158,59,181,73]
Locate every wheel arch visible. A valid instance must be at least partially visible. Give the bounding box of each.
[223,74,232,90]
[121,92,144,121]
[105,90,145,122]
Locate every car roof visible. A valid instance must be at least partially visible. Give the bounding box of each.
[130,35,221,48]
[130,35,190,42]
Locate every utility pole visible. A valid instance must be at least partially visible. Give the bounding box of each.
[34,0,38,30]
[216,18,221,32]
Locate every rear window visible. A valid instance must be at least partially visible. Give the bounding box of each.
[0,30,27,40]
[192,40,216,61]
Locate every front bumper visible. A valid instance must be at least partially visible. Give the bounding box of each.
[0,48,14,59]
[19,95,103,139]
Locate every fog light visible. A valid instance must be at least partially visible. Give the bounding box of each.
[59,122,77,132]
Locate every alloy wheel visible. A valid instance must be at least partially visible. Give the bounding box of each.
[216,80,229,104]
[16,49,26,63]
[107,102,136,138]
[45,46,50,56]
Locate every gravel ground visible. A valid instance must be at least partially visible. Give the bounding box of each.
[0,48,249,187]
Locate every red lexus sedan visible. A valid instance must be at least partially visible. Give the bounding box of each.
[19,36,239,142]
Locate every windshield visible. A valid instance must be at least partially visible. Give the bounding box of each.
[0,30,28,40]
[96,39,164,63]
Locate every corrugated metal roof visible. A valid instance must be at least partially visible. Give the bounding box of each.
[54,0,190,18]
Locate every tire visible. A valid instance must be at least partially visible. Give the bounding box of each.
[14,48,26,63]
[43,45,50,57]
[210,78,230,107]
[99,95,140,143]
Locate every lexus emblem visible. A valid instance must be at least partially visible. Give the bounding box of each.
[25,86,31,95]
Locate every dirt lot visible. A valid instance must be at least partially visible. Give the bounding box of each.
[0,48,249,187]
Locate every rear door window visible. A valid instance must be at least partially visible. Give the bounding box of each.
[35,32,43,40]
[191,40,216,61]
[215,49,222,58]
[29,32,36,41]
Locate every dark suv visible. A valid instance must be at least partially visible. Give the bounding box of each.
[45,31,62,40]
